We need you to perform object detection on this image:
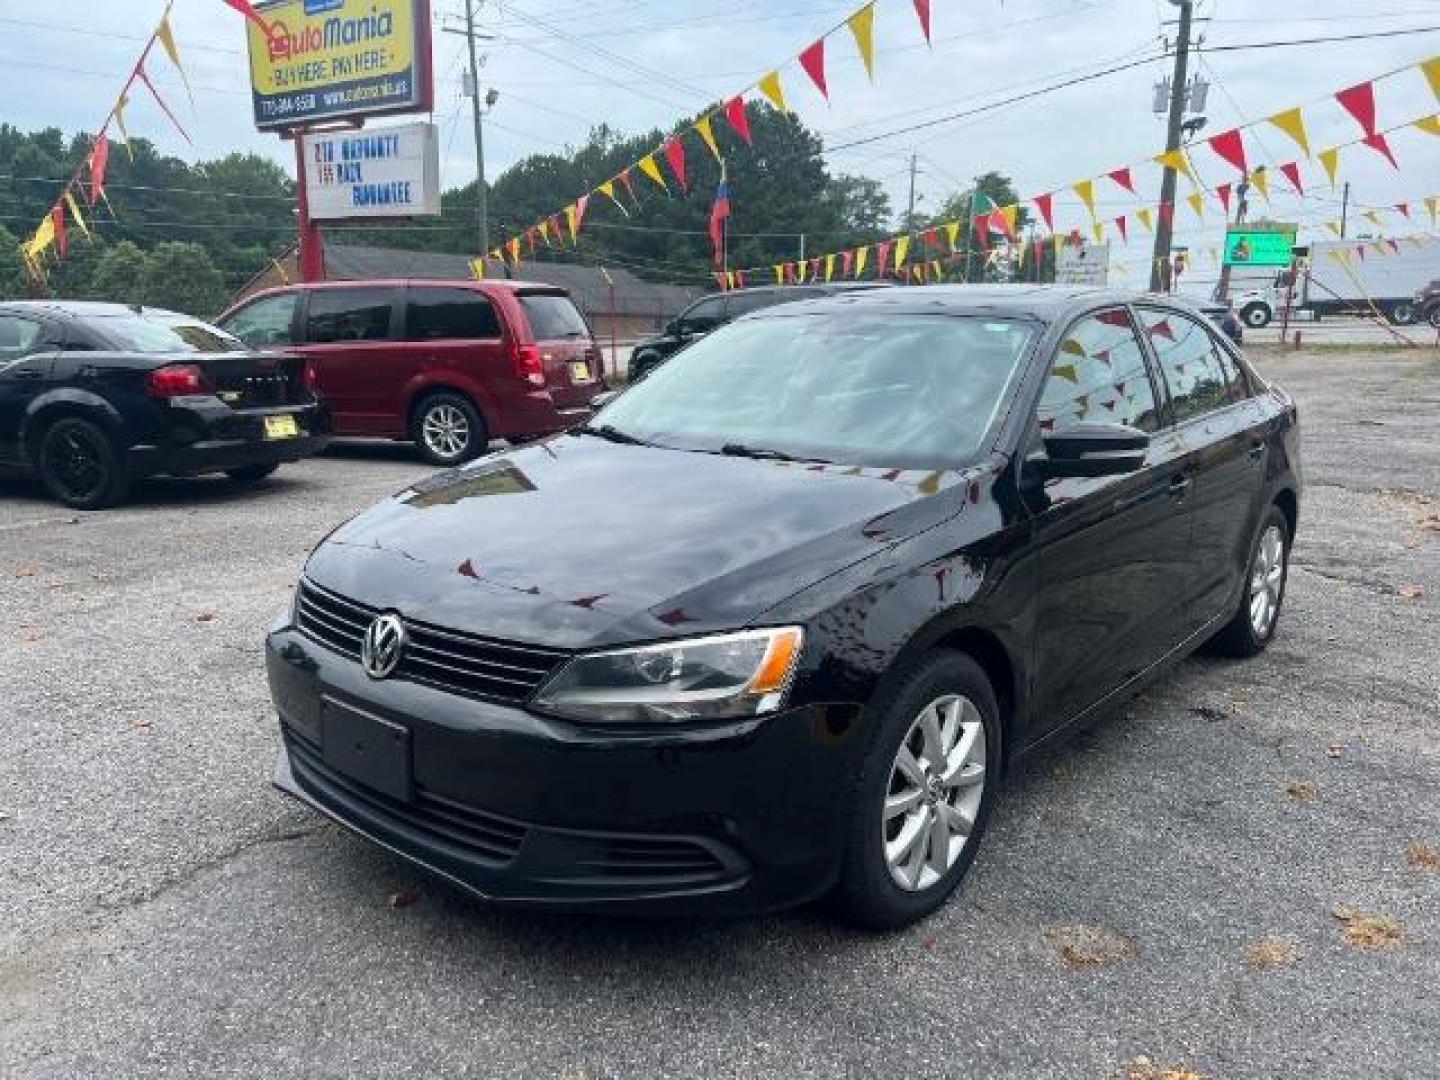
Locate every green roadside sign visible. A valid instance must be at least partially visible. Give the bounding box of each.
[1223,227,1297,267]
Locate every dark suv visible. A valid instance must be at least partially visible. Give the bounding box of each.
[218,280,603,465]
[628,282,892,381]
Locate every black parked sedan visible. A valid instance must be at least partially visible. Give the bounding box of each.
[0,302,329,509]
[267,285,1300,928]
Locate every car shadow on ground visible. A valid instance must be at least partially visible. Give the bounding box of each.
[319,438,513,465]
[0,471,317,512]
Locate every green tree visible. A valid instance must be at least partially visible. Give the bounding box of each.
[927,172,1030,283]
[139,242,228,317]
[0,224,31,299]
[87,241,149,306]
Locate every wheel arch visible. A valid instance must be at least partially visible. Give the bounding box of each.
[405,381,493,436]
[1273,486,1299,542]
[20,390,127,463]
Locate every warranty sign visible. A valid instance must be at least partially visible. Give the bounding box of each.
[247,0,432,130]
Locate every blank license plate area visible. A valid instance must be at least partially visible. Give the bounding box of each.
[569,361,591,383]
[264,414,299,439]
[321,701,412,802]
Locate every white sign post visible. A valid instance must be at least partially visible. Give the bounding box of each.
[1056,242,1111,286]
[301,122,441,222]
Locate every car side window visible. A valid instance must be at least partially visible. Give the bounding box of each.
[1210,336,1250,403]
[221,293,298,347]
[1039,307,1159,434]
[403,288,501,340]
[304,288,395,344]
[1138,308,1233,423]
[727,291,780,318]
[679,296,726,333]
[0,316,45,362]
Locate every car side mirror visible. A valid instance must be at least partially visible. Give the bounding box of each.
[1029,422,1149,480]
[590,389,623,409]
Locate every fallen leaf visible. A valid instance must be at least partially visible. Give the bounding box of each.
[1403,839,1440,871]
[1418,513,1440,532]
[1227,697,1249,715]
[1333,906,1402,951]
[1327,744,1344,759]
[1398,584,1424,600]
[13,566,37,578]
[130,718,152,730]
[388,888,421,909]
[45,579,65,590]
[1403,536,1420,551]
[1044,924,1134,968]
[195,612,217,623]
[1245,937,1300,970]
[1049,761,1075,781]
[1285,780,1317,802]
[1124,1059,1206,1080]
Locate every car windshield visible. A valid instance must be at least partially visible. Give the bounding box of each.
[90,312,246,354]
[598,312,1038,469]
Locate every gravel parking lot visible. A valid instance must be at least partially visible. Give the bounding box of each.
[2,347,1438,1079]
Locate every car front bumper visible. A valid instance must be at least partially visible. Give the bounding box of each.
[266,624,858,916]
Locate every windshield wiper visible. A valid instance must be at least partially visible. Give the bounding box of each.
[574,423,650,446]
[720,443,830,464]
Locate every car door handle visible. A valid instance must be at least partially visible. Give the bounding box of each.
[1169,474,1193,501]
[1247,440,1265,460]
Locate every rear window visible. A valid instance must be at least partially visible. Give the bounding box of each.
[404,288,502,340]
[90,313,244,354]
[518,293,588,340]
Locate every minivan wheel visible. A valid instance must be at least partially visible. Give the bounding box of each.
[35,416,131,510]
[836,652,1000,930]
[1241,304,1272,329]
[412,392,486,466]
[1208,505,1290,658]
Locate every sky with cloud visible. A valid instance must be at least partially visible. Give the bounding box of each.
[1,0,1437,286]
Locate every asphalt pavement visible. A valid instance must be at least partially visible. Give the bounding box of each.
[2,347,1438,1079]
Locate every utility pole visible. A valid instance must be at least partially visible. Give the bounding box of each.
[1214,173,1251,302]
[1340,181,1351,239]
[906,152,918,229]
[443,0,493,254]
[1150,0,1194,293]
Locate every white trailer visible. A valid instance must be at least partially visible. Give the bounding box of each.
[1230,239,1440,328]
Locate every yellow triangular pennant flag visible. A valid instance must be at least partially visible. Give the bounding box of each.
[1267,107,1311,158]
[469,258,485,280]
[537,219,552,244]
[1423,56,1440,101]
[1091,220,1104,243]
[113,93,135,161]
[1415,116,1440,137]
[1186,191,1205,221]
[1154,149,1195,185]
[895,234,910,268]
[824,253,835,282]
[855,245,869,277]
[1136,207,1154,232]
[1318,147,1340,186]
[847,4,876,81]
[63,191,90,237]
[999,204,1018,236]
[25,213,56,259]
[507,236,522,262]
[1249,167,1270,203]
[1072,179,1097,221]
[1325,220,1342,237]
[155,14,194,106]
[694,116,722,162]
[757,71,787,113]
[1426,196,1438,226]
[563,204,580,242]
[945,220,960,250]
[637,153,668,193]
[1363,209,1384,229]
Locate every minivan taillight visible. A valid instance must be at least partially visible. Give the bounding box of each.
[509,342,546,388]
[145,363,210,398]
[302,360,320,393]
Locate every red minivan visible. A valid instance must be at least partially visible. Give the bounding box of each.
[217,280,603,464]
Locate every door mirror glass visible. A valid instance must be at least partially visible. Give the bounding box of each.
[1032,422,1149,479]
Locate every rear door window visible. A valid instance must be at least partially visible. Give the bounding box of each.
[404,288,502,340]
[0,315,44,362]
[303,288,396,344]
[677,295,727,334]
[221,293,298,347]
[518,293,589,340]
[1137,308,1234,423]
[1040,307,1160,434]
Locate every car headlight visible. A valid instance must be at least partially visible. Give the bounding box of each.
[532,627,805,724]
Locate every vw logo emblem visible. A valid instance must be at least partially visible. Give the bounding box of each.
[360,613,407,680]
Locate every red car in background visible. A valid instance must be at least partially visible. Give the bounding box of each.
[217,280,603,464]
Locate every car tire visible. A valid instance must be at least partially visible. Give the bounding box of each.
[1388,302,1416,326]
[1241,304,1272,329]
[1208,505,1291,658]
[412,391,487,466]
[35,416,131,511]
[835,651,1001,930]
[225,463,280,484]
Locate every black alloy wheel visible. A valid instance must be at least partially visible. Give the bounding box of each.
[36,416,131,510]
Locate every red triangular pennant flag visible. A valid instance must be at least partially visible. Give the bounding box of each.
[912,0,932,44]
[221,0,269,32]
[1215,182,1232,215]
[1033,192,1054,232]
[1208,128,1248,174]
[1335,81,1377,136]
[1114,215,1128,243]
[1395,203,1411,219]
[1279,161,1304,195]
[876,240,893,277]
[1355,245,1366,261]
[662,136,687,192]
[51,204,67,259]
[921,227,939,250]
[798,39,828,101]
[973,218,991,251]
[723,97,752,145]
[87,132,110,207]
[1360,131,1398,169]
[841,249,854,277]
[1107,167,1135,195]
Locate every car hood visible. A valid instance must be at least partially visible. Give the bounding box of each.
[305,435,973,649]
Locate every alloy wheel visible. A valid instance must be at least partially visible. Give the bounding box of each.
[882,693,987,892]
[421,402,471,461]
[1249,524,1286,639]
[43,424,108,504]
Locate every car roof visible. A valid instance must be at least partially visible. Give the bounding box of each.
[0,300,189,320]
[246,278,567,294]
[721,282,892,297]
[743,284,1204,322]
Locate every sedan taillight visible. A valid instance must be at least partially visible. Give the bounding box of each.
[146,363,210,398]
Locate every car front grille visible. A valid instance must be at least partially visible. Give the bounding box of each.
[294,579,570,705]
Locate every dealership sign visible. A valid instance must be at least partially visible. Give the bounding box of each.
[302,123,440,220]
[1223,225,1299,268]
[247,0,432,130]
[1056,242,1110,286]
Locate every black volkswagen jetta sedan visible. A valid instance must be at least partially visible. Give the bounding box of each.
[0,301,328,509]
[267,285,1301,928]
